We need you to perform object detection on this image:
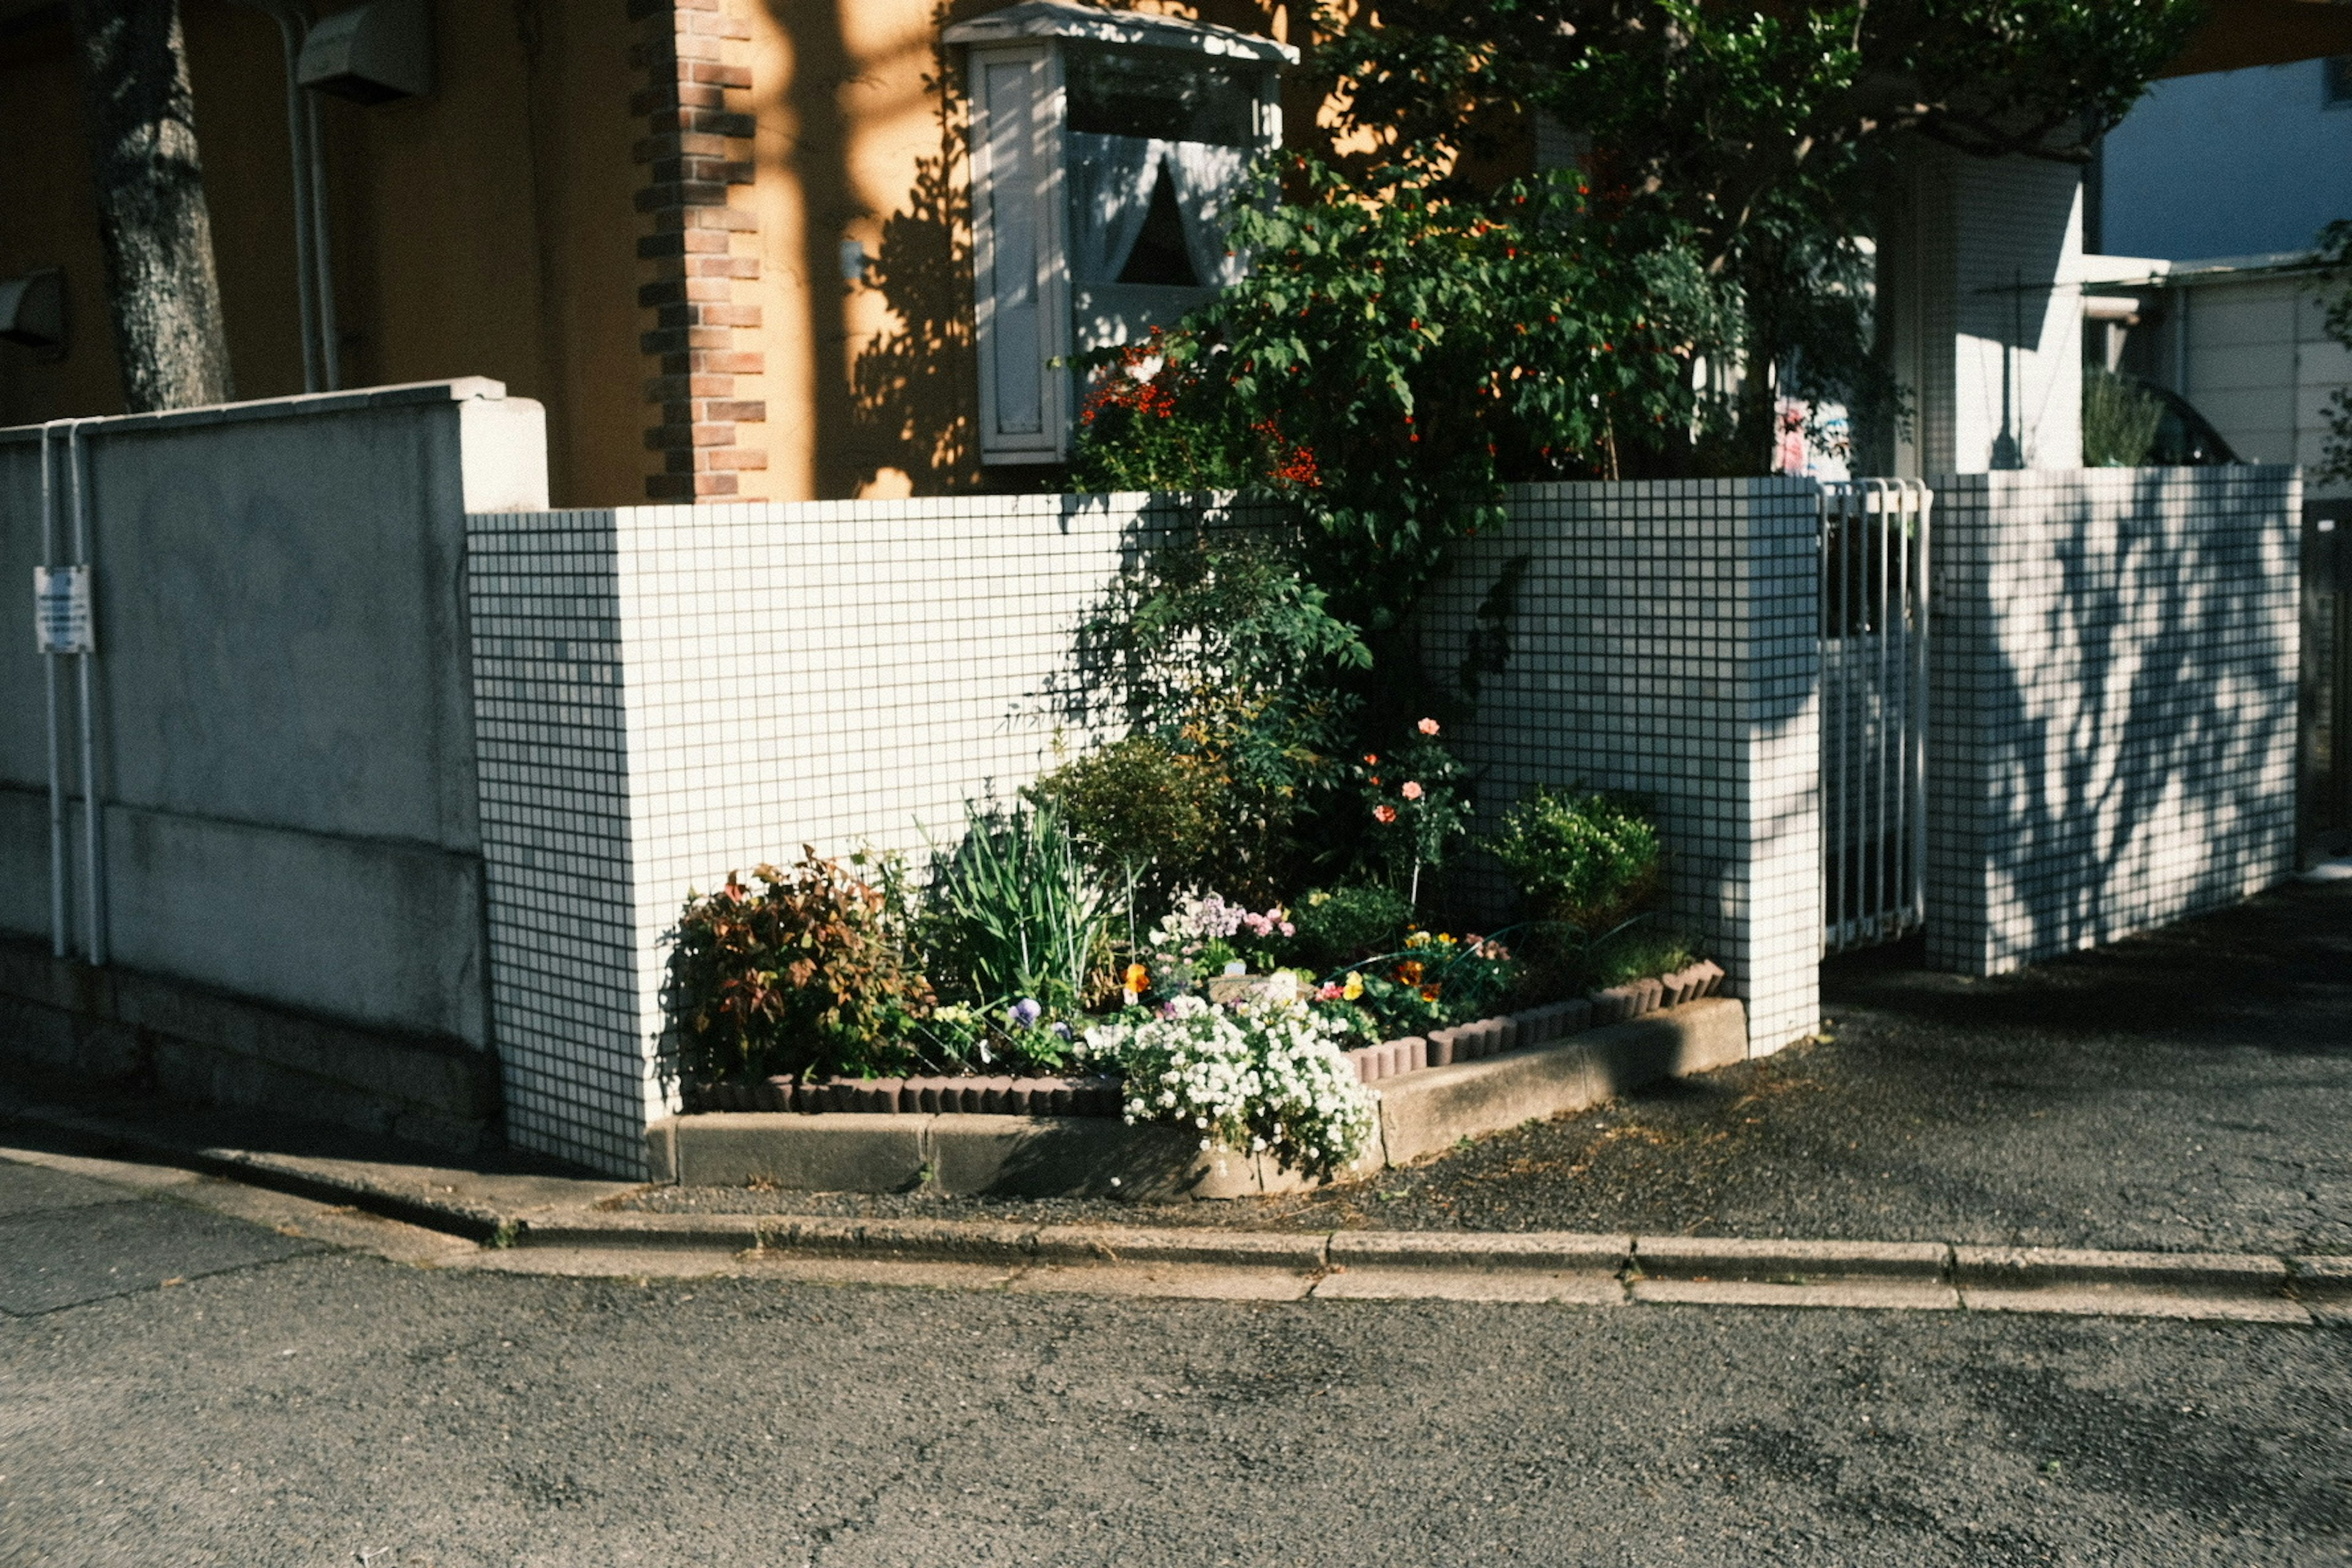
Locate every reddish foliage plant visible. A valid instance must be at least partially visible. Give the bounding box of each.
[667,848,933,1086]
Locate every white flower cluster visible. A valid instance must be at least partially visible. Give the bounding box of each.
[1082,997,1377,1180]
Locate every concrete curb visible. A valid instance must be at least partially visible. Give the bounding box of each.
[6,1093,2345,1322]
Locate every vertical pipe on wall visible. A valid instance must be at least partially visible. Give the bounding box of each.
[238,0,326,391]
[38,423,69,959]
[1830,484,1844,946]
[66,424,107,967]
[274,8,322,393]
[307,89,341,391]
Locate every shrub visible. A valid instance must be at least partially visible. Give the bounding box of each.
[1028,736,1227,918]
[1485,786,1662,930]
[1351,720,1474,905]
[1071,157,1740,635]
[1081,995,1377,1180]
[1287,884,1414,974]
[923,800,1113,1027]
[1057,537,1371,904]
[668,849,933,1085]
[2082,367,2164,467]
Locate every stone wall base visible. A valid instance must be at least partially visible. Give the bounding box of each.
[0,938,502,1155]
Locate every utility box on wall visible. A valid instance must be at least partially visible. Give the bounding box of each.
[944,1,1294,465]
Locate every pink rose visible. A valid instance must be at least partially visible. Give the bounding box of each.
[1417,717,1440,735]
[1401,781,1424,801]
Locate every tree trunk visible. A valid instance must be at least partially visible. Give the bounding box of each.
[69,0,235,412]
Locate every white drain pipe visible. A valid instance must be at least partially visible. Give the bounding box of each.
[65,422,107,967]
[238,0,339,392]
[37,421,69,959]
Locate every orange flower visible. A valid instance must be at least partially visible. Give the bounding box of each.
[1363,753,1379,765]
[1373,804,1398,823]
[1393,959,1425,984]
[1420,984,1442,1001]
[1123,962,1150,995]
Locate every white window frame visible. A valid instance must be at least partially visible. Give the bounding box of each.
[947,3,1297,467]
[967,41,1074,464]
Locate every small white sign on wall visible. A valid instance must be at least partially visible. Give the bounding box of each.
[33,566,91,655]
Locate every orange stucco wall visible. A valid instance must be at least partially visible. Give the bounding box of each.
[0,1,1313,503]
[728,1,1306,500]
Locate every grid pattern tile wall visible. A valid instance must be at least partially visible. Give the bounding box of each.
[1925,467,2301,976]
[466,494,1273,1174]
[1420,480,1825,1056]
[467,511,650,1173]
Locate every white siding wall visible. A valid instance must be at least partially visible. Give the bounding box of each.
[1883,146,2084,475]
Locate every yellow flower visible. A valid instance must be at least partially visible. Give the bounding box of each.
[1123,962,1150,995]
[1342,971,1364,1001]
[1406,930,1432,949]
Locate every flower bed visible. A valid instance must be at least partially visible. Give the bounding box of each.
[668,624,1720,1184]
[682,958,1724,1117]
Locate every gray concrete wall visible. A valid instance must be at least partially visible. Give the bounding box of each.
[0,380,547,1056]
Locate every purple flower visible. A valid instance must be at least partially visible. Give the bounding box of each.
[1009,998,1042,1029]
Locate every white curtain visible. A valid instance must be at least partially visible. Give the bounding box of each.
[1066,133,1254,287]
[1165,141,1251,288]
[1066,133,1162,284]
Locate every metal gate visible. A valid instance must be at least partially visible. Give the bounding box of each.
[1820,479,1931,954]
[2305,500,2351,864]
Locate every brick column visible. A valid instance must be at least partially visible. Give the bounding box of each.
[630,0,764,500]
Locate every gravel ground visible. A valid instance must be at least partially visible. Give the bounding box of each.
[626,878,2352,1254]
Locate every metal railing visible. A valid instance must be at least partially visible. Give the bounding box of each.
[1821,478,1931,954]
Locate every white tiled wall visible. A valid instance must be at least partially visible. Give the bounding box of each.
[470,470,2298,1174]
[1422,480,1825,1057]
[1925,467,2301,975]
[467,494,1271,1173]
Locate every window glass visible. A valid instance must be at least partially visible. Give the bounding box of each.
[1066,43,1258,145]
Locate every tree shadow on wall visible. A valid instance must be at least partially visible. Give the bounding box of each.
[845,2,1310,497]
[847,13,981,494]
[1934,469,2299,986]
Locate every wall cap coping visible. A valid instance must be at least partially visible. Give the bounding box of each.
[0,377,516,446]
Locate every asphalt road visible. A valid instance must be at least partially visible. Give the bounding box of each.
[4,1155,2350,1566]
[633,877,2352,1254]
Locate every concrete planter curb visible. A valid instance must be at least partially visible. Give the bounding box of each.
[647,998,1751,1196]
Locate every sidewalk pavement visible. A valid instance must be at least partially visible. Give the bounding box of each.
[4,876,2348,1316]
